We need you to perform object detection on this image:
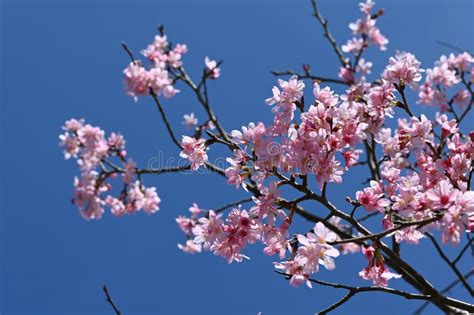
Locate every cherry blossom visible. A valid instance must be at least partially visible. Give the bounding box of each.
[60,119,160,219]
[359,246,401,286]
[182,113,198,129]
[60,1,474,312]
[180,136,208,170]
[205,56,221,79]
[382,51,423,88]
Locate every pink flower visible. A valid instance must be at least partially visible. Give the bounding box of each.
[313,83,339,107]
[262,223,288,259]
[368,27,388,51]
[425,180,459,208]
[123,62,178,101]
[123,62,150,100]
[418,81,448,108]
[180,136,208,170]
[338,67,355,84]
[178,240,202,254]
[393,226,424,245]
[356,180,389,212]
[193,208,260,263]
[182,113,198,129]
[359,0,375,15]
[192,210,225,250]
[275,223,339,288]
[274,257,312,288]
[356,58,373,77]
[205,56,221,79]
[189,203,203,217]
[265,75,305,105]
[359,246,401,286]
[342,149,363,168]
[453,89,470,107]
[225,156,247,188]
[126,181,161,213]
[105,196,126,216]
[141,35,169,61]
[342,38,364,54]
[349,16,376,35]
[122,160,136,184]
[73,173,107,220]
[426,61,459,87]
[176,216,195,234]
[382,52,423,87]
[60,119,161,219]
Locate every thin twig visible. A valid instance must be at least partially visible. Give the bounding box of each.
[425,233,474,296]
[213,197,253,214]
[310,0,348,68]
[276,271,433,315]
[149,90,182,149]
[329,215,442,245]
[413,271,474,315]
[102,285,121,315]
[452,235,473,265]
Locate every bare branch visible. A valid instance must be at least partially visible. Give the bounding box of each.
[413,271,474,315]
[213,197,253,214]
[452,235,473,265]
[177,66,232,145]
[102,285,121,315]
[318,290,356,314]
[310,0,348,68]
[149,90,182,149]
[425,233,474,296]
[329,215,442,246]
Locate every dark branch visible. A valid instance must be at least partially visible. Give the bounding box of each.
[213,197,253,214]
[102,285,121,315]
[329,215,442,245]
[425,233,474,296]
[149,90,183,149]
[413,271,474,315]
[310,0,348,68]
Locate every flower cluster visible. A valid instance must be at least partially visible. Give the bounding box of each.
[382,51,424,88]
[180,136,209,170]
[355,112,473,247]
[59,119,160,219]
[178,207,259,263]
[123,35,186,100]
[359,246,401,286]
[227,77,370,188]
[177,182,290,262]
[275,223,340,288]
[344,0,388,53]
[60,0,474,302]
[418,52,473,111]
[205,56,221,79]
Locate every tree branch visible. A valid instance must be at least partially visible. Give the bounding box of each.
[102,285,121,315]
[149,90,183,149]
[413,271,474,315]
[329,215,442,245]
[310,0,348,68]
[425,233,474,296]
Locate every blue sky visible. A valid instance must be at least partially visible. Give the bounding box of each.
[1,0,473,314]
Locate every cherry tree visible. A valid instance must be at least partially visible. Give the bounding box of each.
[59,0,473,314]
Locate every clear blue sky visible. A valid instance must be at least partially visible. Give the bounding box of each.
[1,0,473,314]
